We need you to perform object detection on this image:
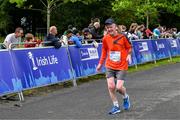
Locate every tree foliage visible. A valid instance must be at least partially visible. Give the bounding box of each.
[112,0,180,27]
[9,0,25,7]
[8,0,100,33]
[2,0,180,36]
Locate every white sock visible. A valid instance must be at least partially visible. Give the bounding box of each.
[113,101,119,107]
[123,93,128,99]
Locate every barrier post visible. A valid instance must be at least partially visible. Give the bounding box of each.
[168,50,173,61]
[65,46,77,87]
[153,53,157,64]
[131,42,138,69]
[9,43,25,103]
[18,92,24,101]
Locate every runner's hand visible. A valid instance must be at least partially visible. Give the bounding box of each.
[96,64,102,72]
[126,54,132,64]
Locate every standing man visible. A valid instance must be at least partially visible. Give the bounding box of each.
[3,27,23,49]
[96,18,132,115]
[45,26,61,49]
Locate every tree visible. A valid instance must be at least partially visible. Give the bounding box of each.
[9,0,99,34]
[9,0,25,7]
[112,0,180,28]
[0,0,18,35]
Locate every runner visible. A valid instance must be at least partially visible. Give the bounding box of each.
[96,18,132,115]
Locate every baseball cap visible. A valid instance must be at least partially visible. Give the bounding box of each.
[105,18,115,25]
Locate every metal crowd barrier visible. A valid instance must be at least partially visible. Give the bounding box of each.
[0,38,179,104]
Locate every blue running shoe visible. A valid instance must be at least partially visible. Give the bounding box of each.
[123,95,130,110]
[108,106,121,115]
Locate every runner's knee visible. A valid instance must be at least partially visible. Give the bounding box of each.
[107,80,116,90]
[116,80,124,91]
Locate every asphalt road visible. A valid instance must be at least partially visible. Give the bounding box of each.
[0,63,180,119]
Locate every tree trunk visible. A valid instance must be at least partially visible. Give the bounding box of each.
[146,12,149,29]
[47,4,50,34]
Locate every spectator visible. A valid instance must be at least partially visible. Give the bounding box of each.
[117,25,127,33]
[88,17,100,29]
[145,28,153,39]
[82,28,92,44]
[24,33,36,48]
[3,27,23,49]
[128,23,138,40]
[153,26,161,39]
[88,18,95,29]
[45,26,61,49]
[89,22,103,39]
[171,28,178,39]
[68,30,82,48]
[135,24,145,39]
[73,29,83,41]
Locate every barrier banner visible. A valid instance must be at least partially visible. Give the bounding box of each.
[178,38,180,55]
[68,44,104,78]
[166,39,180,56]
[10,47,73,89]
[0,51,23,95]
[0,38,179,96]
[129,46,137,66]
[151,39,171,60]
[132,40,154,64]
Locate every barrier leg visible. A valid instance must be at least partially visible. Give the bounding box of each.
[153,54,157,64]
[154,60,157,64]
[66,47,77,87]
[18,91,24,102]
[14,92,24,107]
[135,64,138,69]
[168,51,172,62]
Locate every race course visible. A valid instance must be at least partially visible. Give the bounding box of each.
[0,63,180,119]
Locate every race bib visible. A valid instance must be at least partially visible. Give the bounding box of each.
[110,51,121,62]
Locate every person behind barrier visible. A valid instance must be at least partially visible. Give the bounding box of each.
[145,28,153,39]
[153,26,161,39]
[45,26,61,49]
[68,29,82,48]
[135,24,145,39]
[89,22,103,39]
[3,27,24,49]
[96,18,132,115]
[24,33,42,48]
[82,28,92,44]
[24,33,36,48]
[128,23,138,40]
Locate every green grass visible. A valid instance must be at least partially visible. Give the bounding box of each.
[128,56,180,73]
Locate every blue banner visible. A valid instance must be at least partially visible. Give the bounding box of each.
[128,46,137,66]
[166,39,180,56]
[10,47,73,90]
[132,40,155,64]
[0,51,23,95]
[0,39,180,96]
[178,38,180,55]
[151,39,171,60]
[68,44,104,78]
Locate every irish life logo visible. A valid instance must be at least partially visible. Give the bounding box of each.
[27,52,58,70]
[80,48,99,61]
[138,42,149,52]
[155,41,165,51]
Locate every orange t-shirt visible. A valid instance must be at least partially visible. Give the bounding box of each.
[99,34,132,70]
